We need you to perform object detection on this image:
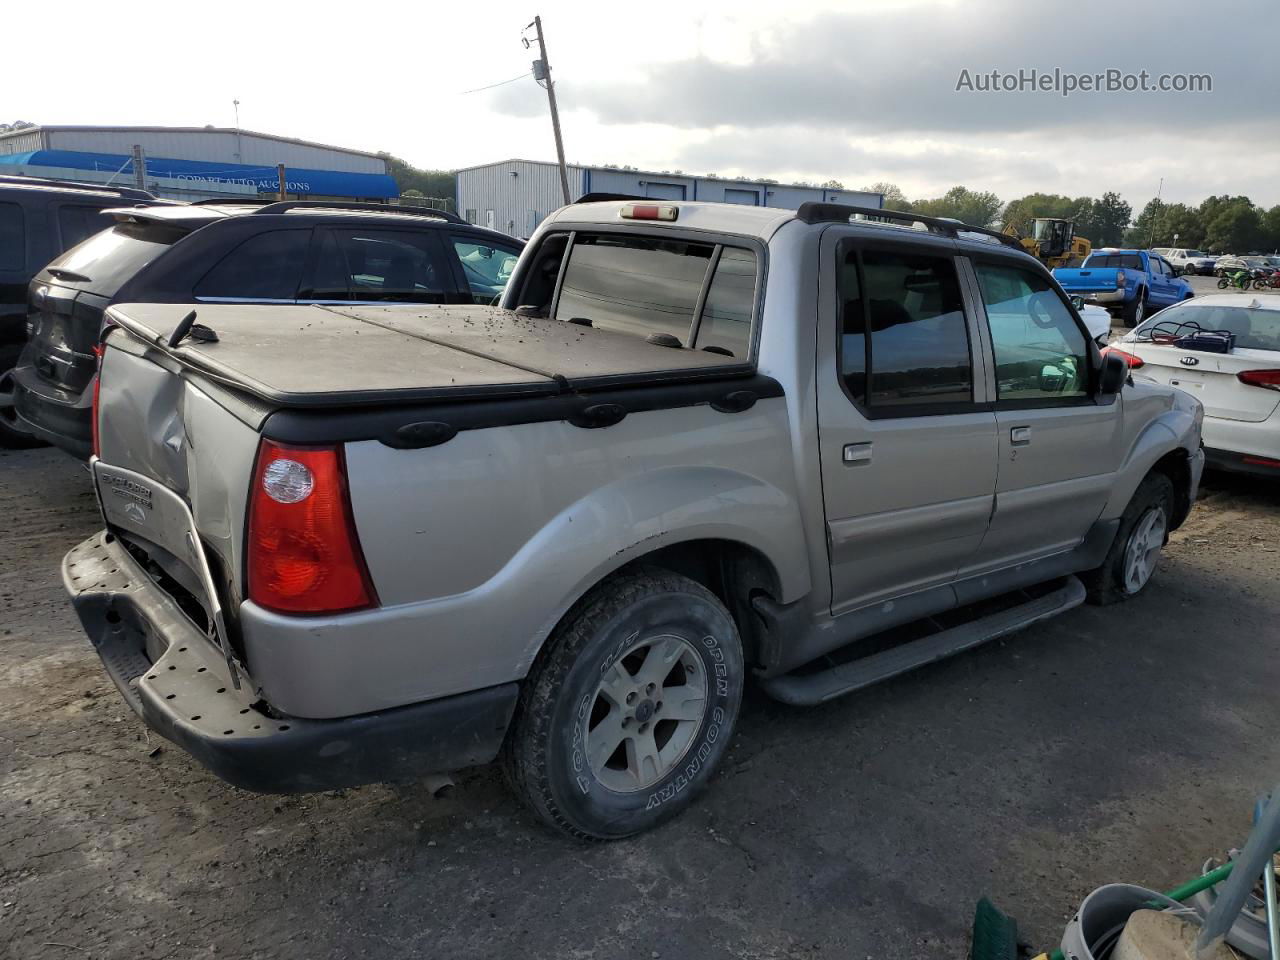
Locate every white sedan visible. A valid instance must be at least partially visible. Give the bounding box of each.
[1105,294,1280,476]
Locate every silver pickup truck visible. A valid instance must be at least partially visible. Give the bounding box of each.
[65,200,1204,839]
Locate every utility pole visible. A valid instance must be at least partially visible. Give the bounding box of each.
[528,16,570,204]
[1147,176,1164,249]
[131,144,146,191]
[277,163,287,200]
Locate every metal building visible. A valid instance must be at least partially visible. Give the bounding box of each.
[456,159,883,237]
[0,125,397,202]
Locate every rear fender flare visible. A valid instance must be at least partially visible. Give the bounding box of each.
[514,465,809,671]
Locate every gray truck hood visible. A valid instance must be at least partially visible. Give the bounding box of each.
[106,302,751,408]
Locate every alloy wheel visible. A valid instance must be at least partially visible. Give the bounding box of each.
[584,633,708,793]
[1123,505,1167,594]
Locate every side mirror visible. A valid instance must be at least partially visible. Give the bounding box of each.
[1099,352,1128,396]
[1069,295,1086,311]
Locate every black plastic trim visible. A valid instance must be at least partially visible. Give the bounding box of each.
[260,372,786,446]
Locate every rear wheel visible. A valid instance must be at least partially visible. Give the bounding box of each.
[0,344,44,449]
[1217,277,1230,289]
[1122,292,1147,328]
[1082,472,1174,605]
[502,567,744,840]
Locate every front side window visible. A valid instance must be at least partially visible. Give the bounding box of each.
[307,229,450,303]
[195,229,311,300]
[554,233,713,344]
[975,262,1089,402]
[450,237,521,304]
[839,246,973,410]
[0,201,23,270]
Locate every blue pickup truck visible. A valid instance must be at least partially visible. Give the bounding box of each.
[1053,249,1193,327]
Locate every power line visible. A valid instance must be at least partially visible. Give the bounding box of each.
[459,72,529,95]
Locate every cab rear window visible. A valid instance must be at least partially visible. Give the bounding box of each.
[1086,254,1143,270]
[553,233,758,356]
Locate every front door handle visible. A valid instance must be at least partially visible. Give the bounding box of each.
[843,442,872,464]
[1010,426,1032,446]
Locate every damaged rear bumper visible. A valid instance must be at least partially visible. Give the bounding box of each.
[63,532,517,794]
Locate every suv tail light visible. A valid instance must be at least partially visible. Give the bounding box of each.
[247,440,377,615]
[1101,346,1145,369]
[89,328,115,459]
[1237,369,1280,392]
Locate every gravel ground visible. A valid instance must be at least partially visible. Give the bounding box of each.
[2,443,1279,960]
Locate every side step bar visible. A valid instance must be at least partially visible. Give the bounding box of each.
[759,576,1087,706]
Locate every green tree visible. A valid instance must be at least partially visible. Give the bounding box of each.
[1262,205,1280,254]
[861,181,911,211]
[1001,193,1079,234]
[378,153,456,207]
[1204,201,1263,254]
[1086,192,1133,247]
[912,186,1002,227]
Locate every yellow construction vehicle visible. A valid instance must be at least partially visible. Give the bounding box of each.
[1003,217,1092,269]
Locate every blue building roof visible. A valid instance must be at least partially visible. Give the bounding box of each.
[0,149,397,199]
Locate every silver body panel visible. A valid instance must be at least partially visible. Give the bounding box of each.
[90,204,1204,721]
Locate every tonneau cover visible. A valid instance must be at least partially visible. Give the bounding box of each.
[105,302,752,408]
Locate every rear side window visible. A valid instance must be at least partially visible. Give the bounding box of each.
[839,246,973,410]
[0,201,24,270]
[693,247,756,358]
[555,234,712,343]
[195,230,311,300]
[56,205,110,253]
[47,222,186,296]
[975,262,1088,402]
[306,228,450,303]
[450,236,521,304]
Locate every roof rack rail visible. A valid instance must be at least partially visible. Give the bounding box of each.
[575,192,650,204]
[191,197,277,206]
[0,174,155,201]
[251,200,467,224]
[795,203,1024,251]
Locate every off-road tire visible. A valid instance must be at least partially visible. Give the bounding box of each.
[0,344,44,449]
[1081,472,1175,605]
[502,567,744,840]
[1122,291,1147,328]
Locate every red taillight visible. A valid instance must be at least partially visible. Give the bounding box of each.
[1116,270,1127,288]
[1237,369,1280,392]
[1242,455,1280,469]
[91,323,117,459]
[247,440,377,615]
[1101,346,1145,369]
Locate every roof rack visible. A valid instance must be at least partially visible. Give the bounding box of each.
[191,197,277,206]
[251,200,467,224]
[795,203,1024,251]
[0,174,155,201]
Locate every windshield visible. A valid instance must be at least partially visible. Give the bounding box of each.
[47,221,187,296]
[1086,254,1143,270]
[1133,303,1280,352]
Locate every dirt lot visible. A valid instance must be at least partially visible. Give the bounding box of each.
[3,445,1279,960]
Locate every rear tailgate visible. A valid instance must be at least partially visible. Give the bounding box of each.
[1129,342,1280,422]
[1052,267,1122,295]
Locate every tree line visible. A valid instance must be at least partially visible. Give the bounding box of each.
[862,182,1280,254]
[380,156,1279,255]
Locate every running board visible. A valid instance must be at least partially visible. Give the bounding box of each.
[759,576,1086,706]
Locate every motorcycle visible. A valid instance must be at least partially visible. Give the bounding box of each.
[1253,270,1280,290]
[1217,269,1256,291]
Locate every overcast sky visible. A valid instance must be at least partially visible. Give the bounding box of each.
[10,0,1278,209]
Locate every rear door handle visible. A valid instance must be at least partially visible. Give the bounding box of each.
[843,442,872,464]
[1010,426,1032,446]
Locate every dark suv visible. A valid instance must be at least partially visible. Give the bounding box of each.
[12,200,524,458]
[0,176,157,446]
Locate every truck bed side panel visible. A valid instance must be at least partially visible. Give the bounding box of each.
[239,398,806,718]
